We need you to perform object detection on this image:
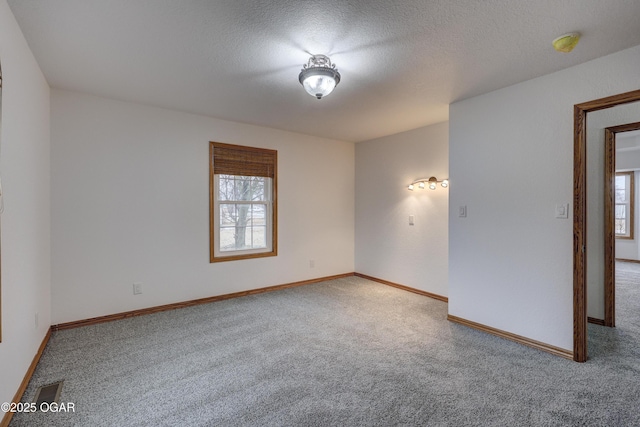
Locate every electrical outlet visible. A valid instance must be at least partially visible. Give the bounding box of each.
[309,260,315,268]
[133,282,143,295]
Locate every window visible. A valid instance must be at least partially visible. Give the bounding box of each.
[615,171,634,239]
[210,142,277,262]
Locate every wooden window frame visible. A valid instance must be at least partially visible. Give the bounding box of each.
[614,171,634,240]
[209,142,277,263]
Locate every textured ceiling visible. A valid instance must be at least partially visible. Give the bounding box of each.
[8,0,640,142]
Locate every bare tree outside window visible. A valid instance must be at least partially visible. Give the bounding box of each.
[218,175,268,251]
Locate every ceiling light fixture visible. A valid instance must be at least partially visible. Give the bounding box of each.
[408,177,448,191]
[299,54,341,99]
[552,32,581,53]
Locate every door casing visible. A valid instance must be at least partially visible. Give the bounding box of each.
[574,89,640,362]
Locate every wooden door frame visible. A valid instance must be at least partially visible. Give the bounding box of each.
[0,61,2,343]
[574,89,640,362]
[603,122,640,328]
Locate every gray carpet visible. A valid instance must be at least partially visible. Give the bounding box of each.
[10,271,640,426]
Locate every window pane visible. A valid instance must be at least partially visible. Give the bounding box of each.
[251,204,266,226]
[218,175,269,203]
[245,204,266,249]
[615,204,627,235]
[615,175,628,202]
[251,226,267,248]
[219,227,237,251]
[251,177,266,201]
[220,204,238,226]
[233,204,251,250]
[220,202,250,251]
[233,176,253,201]
[218,176,234,201]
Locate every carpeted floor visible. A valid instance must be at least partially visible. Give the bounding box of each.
[10,267,640,426]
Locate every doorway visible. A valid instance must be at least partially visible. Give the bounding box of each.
[602,123,640,328]
[574,89,640,362]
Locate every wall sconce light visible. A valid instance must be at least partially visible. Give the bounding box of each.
[408,176,448,191]
[299,54,341,99]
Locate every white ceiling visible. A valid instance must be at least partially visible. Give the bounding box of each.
[8,0,640,142]
[617,129,640,152]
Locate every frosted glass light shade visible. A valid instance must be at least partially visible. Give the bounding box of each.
[299,55,341,99]
[302,74,337,99]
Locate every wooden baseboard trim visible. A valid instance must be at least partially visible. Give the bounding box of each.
[588,317,606,326]
[1,327,52,427]
[52,273,355,331]
[447,314,573,360]
[616,258,640,264]
[354,273,448,303]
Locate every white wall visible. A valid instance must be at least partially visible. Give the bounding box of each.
[50,89,354,324]
[0,0,51,407]
[449,44,640,351]
[617,152,640,171]
[355,123,448,296]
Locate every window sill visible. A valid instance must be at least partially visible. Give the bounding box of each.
[210,250,277,263]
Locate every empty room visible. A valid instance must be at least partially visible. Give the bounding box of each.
[2,1,640,426]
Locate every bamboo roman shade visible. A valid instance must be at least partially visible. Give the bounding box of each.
[211,142,276,178]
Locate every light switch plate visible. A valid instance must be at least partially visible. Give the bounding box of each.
[409,215,415,225]
[555,203,569,219]
[459,206,467,218]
